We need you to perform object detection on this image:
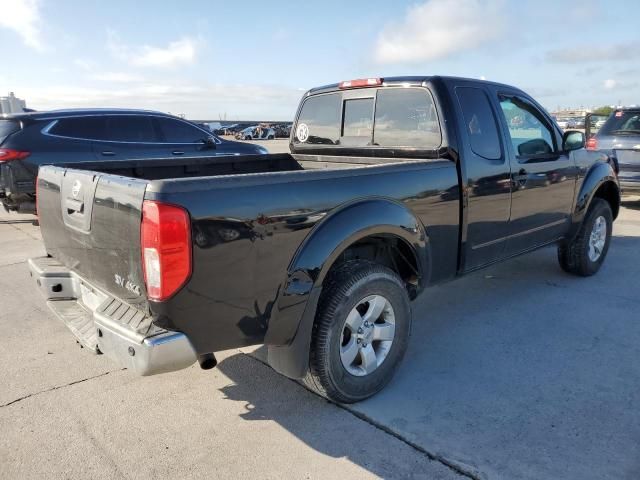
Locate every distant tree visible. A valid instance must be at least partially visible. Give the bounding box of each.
[593,106,614,116]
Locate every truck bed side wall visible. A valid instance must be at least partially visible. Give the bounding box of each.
[147,160,460,355]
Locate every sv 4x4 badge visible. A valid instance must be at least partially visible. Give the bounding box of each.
[114,274,141,296]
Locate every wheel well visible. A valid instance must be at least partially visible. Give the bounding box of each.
[327,235,420,300]
[593,181,620,219]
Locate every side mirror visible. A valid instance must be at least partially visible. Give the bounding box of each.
[202,136,217,149]
[562,130,585,151]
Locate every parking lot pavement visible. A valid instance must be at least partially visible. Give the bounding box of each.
[0,209,459,480]
[2,201,639,480]
[343,198,640,479]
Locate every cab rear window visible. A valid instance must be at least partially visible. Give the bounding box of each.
[599,111,640,135]
[294,87,441,149]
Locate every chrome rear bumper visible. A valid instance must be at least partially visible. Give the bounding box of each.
[28,256,197,375]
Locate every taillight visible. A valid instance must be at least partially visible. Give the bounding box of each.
[339,78,382,89]
[0,149,30,163]
[141,200,192,301]
[586,137,598,151]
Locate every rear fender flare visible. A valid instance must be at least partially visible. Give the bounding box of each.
[266,198,429,379]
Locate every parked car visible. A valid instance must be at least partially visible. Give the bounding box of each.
[29,76,619,403]
[555,117,571,129]
[0,109,268,213]
[587,107,640,193]
[235,126,276,140]
[567,117,585,129]
[273,124,292,138]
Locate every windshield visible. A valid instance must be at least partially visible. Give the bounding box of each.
[599,111,640,135]
[0,120,20,144]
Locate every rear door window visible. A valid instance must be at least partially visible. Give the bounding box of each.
[48,116,106,140]
[104,115,159,143]
[373,88,441,148]
[294,93,341,144]
[0,120,20,143]
[155,117,207,143]
[455,87,502,160]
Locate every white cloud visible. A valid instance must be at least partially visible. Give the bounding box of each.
[604,79,617,90]
[87,72,144,83]
[74,58,97,71]
[18,82,302,119]
[547,43,638,64]
[107,30,198,68]
[0,0,44,51]
[374,0,505,64]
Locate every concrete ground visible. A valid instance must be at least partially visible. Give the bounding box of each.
[1,177,639,478]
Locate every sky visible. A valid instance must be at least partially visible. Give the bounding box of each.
[0,0,638,120]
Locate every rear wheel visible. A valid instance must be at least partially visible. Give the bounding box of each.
[303,260,411,403]
[558,198,612,276]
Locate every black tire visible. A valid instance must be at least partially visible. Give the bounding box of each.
[558,198,613,276]
[303,260,411,403]
[267,135,274,140]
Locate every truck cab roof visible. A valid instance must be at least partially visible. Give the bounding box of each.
[307,75,525,96]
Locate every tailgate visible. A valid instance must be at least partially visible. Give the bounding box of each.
[38,165,149,310]
[615,148,640,185]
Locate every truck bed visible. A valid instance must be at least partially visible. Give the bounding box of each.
[63,152,410,181]
[37,151,459,359]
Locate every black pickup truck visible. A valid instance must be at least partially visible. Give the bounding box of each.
[29,76,620,403]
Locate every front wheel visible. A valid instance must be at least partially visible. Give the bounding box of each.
[303,260,411,403]
[558,198,613,276]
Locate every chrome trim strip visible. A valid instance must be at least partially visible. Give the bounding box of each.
[471,218,567,250]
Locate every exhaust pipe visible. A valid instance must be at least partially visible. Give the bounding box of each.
[197,353,217,370]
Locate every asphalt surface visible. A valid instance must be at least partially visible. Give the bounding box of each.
[1,153,639,479]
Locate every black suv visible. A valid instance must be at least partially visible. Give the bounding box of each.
[0,109,269,213]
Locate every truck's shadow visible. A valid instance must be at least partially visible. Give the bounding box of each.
[621,198,640,211]
[215,233,640,479]
[215,352,433,478]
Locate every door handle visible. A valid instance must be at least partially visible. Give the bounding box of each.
[101,151,115,156]
[513,168,528,187]
[65,198,84,215]
[172,150,185,155]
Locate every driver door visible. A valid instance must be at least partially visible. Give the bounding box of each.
[497,93,578,256]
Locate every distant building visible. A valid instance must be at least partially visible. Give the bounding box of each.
[550,108,592,119]
[0,92,26,114]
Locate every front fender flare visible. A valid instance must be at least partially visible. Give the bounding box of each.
[266,198,429,379]
[568,161,619,240]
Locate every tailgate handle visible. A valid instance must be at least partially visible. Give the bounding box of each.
[66,198,84,215]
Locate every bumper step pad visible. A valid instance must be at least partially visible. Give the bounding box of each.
[47,299,99,353]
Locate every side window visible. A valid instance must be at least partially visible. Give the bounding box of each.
[499,96,556,156]
[104,115,158,143]
[155,117,206,143]
[294,93,341,144]
[455,87,501,160]
[48,117,107,140]
[373,88,441,148]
